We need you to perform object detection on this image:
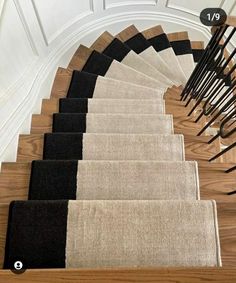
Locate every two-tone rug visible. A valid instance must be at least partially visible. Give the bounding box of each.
[29,160,200,200]
[59,98,165,114]
[43,133,185,161]
[67,71,164,99]
[4,200,221,269]
[52,113,173,134]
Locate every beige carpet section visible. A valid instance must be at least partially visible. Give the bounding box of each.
[82,134,185,161]
[93,76,164,99]
[87,99,165,114]
[85,114,173,134]
[106,60,166,90]
[76,161,200,200]
[177,54,195,80]
[122,50,174,87]
[139,46,181,86]
[157,48,187,85]
[66,200,221,268]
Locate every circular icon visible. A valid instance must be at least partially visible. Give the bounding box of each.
[10,259,26,274]
[14,261,23,270]
[200,8,227,26]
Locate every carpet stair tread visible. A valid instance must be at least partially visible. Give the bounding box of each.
[67,70,164,99]
[116,25,182,86]
[68,45,166,90]
[141,25,187,84]
[31,113,173,134]
[167,31,195,79]
[90,31,174,87]
[43,133,185,161]
[28,160,200,200]
[3,200,221,269]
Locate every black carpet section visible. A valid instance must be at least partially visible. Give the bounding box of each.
[59,98,88,113]
[53,113,87,133]
[67,71,97,98]
[125,33,150,54]
[43,133,83,160]
[192,49,205,62]
[82,50,113,76]
[103,38,130,62]
[29,160,77,200]
[148,34,171,52]
[171,40,193,55]
[4,200,68,269]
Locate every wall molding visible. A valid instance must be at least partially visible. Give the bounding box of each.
[166,0,226,17]
[229,1,236,15]
[30,0,49,46]
[13,0,39,55]
[104,0,158,10]
[31,0,94,46]
[0,0,6,22]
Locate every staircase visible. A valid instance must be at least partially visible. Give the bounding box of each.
[0,19,236,282]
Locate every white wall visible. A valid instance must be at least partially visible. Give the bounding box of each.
[0,0,235,164]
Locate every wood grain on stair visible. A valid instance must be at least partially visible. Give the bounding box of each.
[0,204,9,268]
[1,267,236,283]
[226,16,236,27]
[68,45,93,71]
[116,24,139,42]
[31,115,52,134]
[0,163,30,202]
[17,134,44,162]
[142,25,164,39]
[191,41,204,50]
[167,31,189,42]
[51,67,72,99]
[41,99,59,115]
[90,31,114,52]
[199,163,236,202]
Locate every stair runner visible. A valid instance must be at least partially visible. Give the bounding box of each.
[3,24,220,270]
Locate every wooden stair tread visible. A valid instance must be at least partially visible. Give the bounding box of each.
[68,45,93,71]
[1,158,236,203]
[31,114,52,134]
[0,201,235,269]
[51,67,72,99]
[41,98,59,114]
[116,24,139,42]
[90,31,114,52]
[167,31,189,42]
[17,134,44,162]
[226,16,236,28]
[0,204,9,268]
[142,25,164,39]
[191,41,205,50]
[1,267,236,282]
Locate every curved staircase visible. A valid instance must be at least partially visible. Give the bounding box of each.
[0,19,236,282]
